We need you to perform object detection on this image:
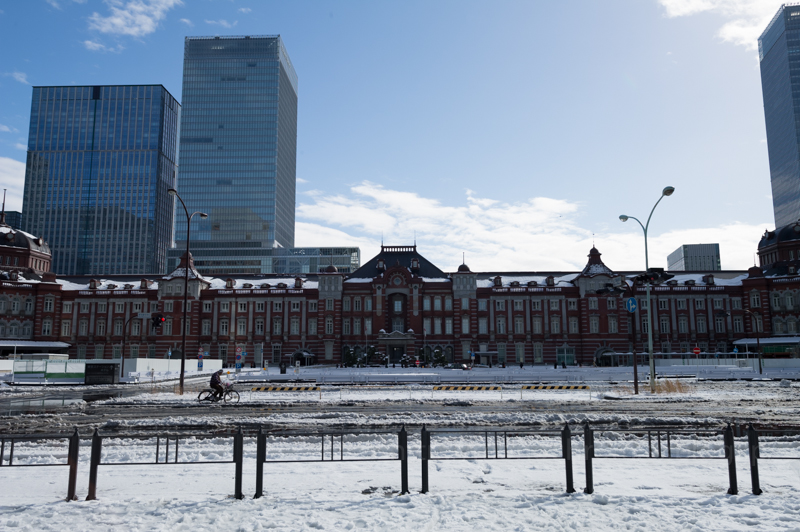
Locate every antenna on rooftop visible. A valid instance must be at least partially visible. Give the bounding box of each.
[1,189,6,226]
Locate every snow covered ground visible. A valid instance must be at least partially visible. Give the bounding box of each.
[2,380,800,530]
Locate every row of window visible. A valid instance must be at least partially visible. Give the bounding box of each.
[641,315,754,334]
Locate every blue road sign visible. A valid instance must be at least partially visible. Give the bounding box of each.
[733,347,739,354]
[625,298,638,313]
[198,359,203,370]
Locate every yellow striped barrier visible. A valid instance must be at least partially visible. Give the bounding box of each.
[433,386,502,391]
[522,385,590,390]
[251,386,320,392]
[432,385,503,398]
[520,384,591,400]
[250,386,321,399]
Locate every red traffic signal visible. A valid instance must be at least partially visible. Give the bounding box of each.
[151,314,165,329]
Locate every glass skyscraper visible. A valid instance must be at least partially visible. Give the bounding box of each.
[22,85,179,275]
[172,35,298,274]
[759,4,800,228]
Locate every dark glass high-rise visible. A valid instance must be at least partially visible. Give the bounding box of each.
[172,35,298,274]
[22,85,179,275]
[760,5,800,228]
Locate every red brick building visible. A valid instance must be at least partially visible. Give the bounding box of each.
[0,244,797,365]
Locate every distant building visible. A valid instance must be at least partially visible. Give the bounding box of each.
[759,5,800,227]
[171,35,298,274]
[667,244,721,271]
[167,246,361,275]
[3,211,22,231]
[22,85,179,275]
[0,244,778,365]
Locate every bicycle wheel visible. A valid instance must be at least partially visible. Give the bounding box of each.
[224,390,240,403]
[198,390,214,402]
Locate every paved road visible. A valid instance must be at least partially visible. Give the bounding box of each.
[2,381,798,435]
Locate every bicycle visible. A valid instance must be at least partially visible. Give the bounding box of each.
[198,381,240,403]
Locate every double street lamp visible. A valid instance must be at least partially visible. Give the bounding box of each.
[168,188,208,395]
[619,186,675,394]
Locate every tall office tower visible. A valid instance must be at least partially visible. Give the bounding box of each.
[760,4,800,228]
[667,244,721,271]
[22,85,179,275]
[172,35,298,274]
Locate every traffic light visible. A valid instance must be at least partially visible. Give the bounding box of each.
[635,268,674,285]
[151,314,165,329]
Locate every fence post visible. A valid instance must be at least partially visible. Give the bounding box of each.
[234,427,244,500]
[747,424,762,495]
[724,423,738,495]
[561,423,575,494]
[66,428,79,501]
[583,423,594,494]
[421,425,429,494]
[254,426,265,499]
[399,425,409,495]
[86,428,102,501]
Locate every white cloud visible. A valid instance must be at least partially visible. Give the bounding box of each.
[205,19,237,29]
[658,0,784,50]
[89,0,183,37]
[238,8,251,14]
[5,72,29,84]
[0,125,12,133]
[297,181,767,272]
[0,157,26,211]
[83,40,124,53]
[45,0,61,8]
[14,143,27,150]
[296,177,308,184]
[179,18,193,26]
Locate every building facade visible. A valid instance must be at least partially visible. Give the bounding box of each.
[759,4,800,227]
[2,244,798,365]
[22,85,180,276]
[667,244,721,271]
[172,35,298,274]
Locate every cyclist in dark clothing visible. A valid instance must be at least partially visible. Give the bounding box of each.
[210,370,224,400]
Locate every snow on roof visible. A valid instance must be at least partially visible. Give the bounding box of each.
[344,278,374,283]
[56,279,160,291]
[421,277,451,283]
[476,274,578,288]
[204,277,318,290]
[666,273,748,286]
[0,225,39,241]
[162,268,203,281]
[582,263,614,276]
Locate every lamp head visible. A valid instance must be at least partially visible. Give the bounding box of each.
[662,186,675,197]
[619,215,629,222]
[168,188,177,197]
[200,213,209,219]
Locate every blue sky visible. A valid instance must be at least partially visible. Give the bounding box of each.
[0,0,785,272]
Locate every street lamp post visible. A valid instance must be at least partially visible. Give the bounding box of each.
[620,186,675,393]
[168,188,208,395]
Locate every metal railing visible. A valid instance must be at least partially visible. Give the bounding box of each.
[581,424,738,494]
[254,426,409,498]
[0,429,81,500]
[421,424,577,493]
[2,423,799,500]
[85,427,245,500]
[746,424,800,495]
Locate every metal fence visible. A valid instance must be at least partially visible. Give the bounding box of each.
[746,424,800,496]
[254,426,409,498]
[2,424,799,501]
[420,424,577,493]
[581,424,738,495]
[0,429,81,500]
[85,428,245,500]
